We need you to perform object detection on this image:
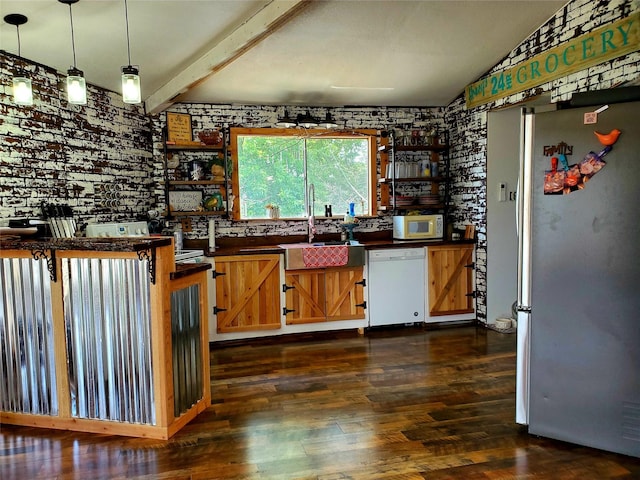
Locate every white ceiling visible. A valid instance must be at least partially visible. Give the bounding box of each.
[1,0,567,113]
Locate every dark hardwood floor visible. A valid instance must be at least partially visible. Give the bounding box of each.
[2,325,639,479]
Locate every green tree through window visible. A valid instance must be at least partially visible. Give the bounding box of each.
[233,129,374,220]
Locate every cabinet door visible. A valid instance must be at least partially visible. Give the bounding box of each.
[325,266,366,321]
[215,254,281,333]
[284,269,326,325]
[428,245,474,316]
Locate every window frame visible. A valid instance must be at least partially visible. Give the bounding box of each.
[229,127,378,220]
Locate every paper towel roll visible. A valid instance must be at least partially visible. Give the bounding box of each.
[208,219,216,252]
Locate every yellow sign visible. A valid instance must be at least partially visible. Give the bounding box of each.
[166,112,193,144]
[465,11,640,108]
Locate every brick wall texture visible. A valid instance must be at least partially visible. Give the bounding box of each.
[0,54,152,225]
[446,0,639,322]
[1,0,638,322]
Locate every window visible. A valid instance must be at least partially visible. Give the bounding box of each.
[230,128,376,220]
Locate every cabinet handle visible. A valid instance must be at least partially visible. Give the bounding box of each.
[212,270,226,279]
[213,306,227,314]
[282,284,295,292]
[465,291,478,298]
[464,262,475,269]
[283,307,296,315]
[356,301,367,309]
[355,279,366,287]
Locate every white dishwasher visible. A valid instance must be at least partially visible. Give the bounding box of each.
[367,248,425,326]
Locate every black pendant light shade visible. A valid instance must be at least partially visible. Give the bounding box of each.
[276,109,297,128]
[318,111,339,129]
[296,110,319,128]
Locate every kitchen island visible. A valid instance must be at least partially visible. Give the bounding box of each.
[0,236,211,439]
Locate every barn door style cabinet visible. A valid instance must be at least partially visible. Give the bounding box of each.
[212,254,282,333]
[283,266,366,324]
[426,244,476,322]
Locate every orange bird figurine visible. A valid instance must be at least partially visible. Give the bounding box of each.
[594,129,621,146]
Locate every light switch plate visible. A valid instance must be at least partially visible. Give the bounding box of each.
[498,182,507,202]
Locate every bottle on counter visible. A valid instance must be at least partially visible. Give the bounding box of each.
[174,223,183,252]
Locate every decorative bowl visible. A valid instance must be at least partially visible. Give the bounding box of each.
[198,129,221,145]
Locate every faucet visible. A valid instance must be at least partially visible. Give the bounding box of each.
[307,183,316,243]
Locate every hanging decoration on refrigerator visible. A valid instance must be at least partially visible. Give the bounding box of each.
[543,129,621,195]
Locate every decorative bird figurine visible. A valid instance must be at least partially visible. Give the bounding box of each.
[594,128,621,146]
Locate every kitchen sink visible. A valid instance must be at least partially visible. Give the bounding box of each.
[279,242,365,270]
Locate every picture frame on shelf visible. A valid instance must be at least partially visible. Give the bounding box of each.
[167,112,195,145]
[169,190,203,212]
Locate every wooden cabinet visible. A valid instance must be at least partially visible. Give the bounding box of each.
[214,254,281,333]
[427,244,475,318]
[284,266,366,324]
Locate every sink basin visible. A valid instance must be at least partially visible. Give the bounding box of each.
[279,243,365,270]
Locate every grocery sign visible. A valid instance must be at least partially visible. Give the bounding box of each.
[465,11,640,108]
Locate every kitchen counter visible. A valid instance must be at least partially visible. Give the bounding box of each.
[201,238,474,257]
[0,235,172,251]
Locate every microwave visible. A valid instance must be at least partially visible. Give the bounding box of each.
[392,214,444,240]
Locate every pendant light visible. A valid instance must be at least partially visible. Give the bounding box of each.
[296,110,319,128]
[4,13,33,106]
[121,0,141,104]
[59,0,86,105]
[318,110,339,129]
[276,108,297,128]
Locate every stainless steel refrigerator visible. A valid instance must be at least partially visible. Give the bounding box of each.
[515,100,640,457]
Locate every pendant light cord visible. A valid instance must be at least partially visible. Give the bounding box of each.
[67,4,78,68]
[15,24,22,57]
[124,0,132,65]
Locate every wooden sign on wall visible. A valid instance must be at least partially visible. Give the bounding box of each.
[167,112,193,144]
[465,11,640,108]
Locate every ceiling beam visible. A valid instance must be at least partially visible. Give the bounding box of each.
[145,0,312,115]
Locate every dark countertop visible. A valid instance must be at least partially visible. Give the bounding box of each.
[171,262,212,280]
[202,238,475,257]
[1,235,211,281]
[0,236,172,252]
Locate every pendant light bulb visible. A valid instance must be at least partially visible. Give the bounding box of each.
[67,67,87,104]
[60,0,87,105]
[13,76,33,106]
[121,65,141,104]
[121,0,141,104]
[4,13,33,106]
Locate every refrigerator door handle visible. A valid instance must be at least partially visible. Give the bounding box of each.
[515,108,535,426]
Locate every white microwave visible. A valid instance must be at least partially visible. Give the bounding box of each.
[392,214,444,240]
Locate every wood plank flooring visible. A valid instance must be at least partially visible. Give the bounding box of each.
[2,325,640,479]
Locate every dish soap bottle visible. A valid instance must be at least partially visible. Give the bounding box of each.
[173,223,183,252]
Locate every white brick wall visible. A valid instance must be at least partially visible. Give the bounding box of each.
[447,0,639,322]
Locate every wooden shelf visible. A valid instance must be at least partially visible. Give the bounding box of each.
[169,180,226,186]
[378,176,447,184]
[168,210,227,217]
[379,204,446,212]
[378,144,448,153]
[165,143,224,152]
